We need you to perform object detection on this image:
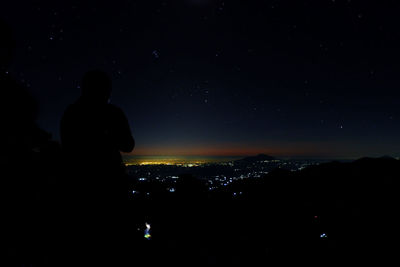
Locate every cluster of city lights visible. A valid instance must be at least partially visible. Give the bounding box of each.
[144,223,151,240]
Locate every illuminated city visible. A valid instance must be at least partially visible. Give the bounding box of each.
[125,154,325,191]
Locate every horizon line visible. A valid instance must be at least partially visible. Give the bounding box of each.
[122,154,362,160]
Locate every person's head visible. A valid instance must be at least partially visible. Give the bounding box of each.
[81,70,112,104]
[0,19,16,70]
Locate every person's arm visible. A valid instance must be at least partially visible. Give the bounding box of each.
[112,107,135,153]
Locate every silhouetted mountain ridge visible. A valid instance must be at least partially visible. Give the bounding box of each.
[353,155,397,164]
[236,153,277,163]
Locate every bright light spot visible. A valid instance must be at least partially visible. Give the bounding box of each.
[144,223,151,240]
[320,233,328,239]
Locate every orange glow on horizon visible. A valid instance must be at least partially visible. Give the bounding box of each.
[128,146,277,157]
[124,142,342,158]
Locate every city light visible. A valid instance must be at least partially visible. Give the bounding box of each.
[320,233,328,239]
[144,223,151,240]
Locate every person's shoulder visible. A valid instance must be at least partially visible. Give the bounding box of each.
[0,72,14,85]
[1,72,30,96]
[107,104,125,115]
[64,102,78,113]
[62,102,82,119]
[106,104,129,124]
[107,103,122,111]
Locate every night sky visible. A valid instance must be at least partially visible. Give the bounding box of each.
[2,0,400,158]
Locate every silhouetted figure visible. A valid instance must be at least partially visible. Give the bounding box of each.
[61,70,134,175]
[60,70,134,264]
[1,19,59,266]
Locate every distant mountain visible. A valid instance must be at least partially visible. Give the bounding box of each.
[354,155,397,164]
[236,154,277,163]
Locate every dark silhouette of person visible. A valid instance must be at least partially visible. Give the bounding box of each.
[61,70,134,177]
[59,70,134,264]
[1,19,60,266]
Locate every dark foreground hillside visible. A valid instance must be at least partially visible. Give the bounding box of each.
[128,157,399,264]
[4,156,399,265]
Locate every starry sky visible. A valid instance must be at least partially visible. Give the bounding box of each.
[2,0,400,158]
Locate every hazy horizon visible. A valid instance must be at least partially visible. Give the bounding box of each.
[122,153,372,165]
